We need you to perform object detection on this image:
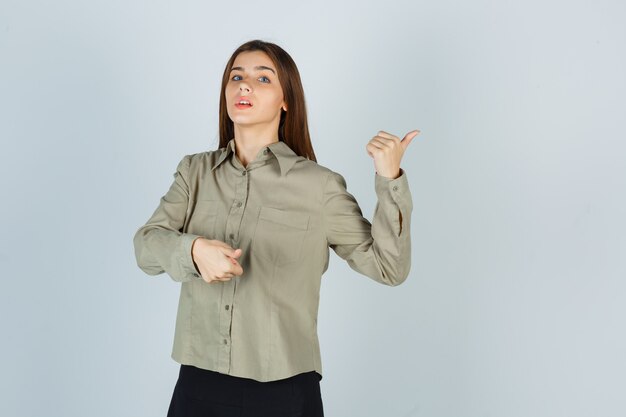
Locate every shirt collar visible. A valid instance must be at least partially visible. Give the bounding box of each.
[211,138,299,176]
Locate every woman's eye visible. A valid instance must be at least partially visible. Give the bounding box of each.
[231,75,270,83]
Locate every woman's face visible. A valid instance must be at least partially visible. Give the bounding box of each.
[225,50,286,130]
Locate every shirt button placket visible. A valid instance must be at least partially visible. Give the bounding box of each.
[218,167,248,373]
[218,278,235,373]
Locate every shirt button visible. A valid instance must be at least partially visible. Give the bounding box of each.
[225,305,230,310]
[392,185,399,191]
[193,273,199,277]
[236,201,242,207]
[223,339,228,345]
[242,171,247,176]
[263,148,268,154]
[229,233,234,239]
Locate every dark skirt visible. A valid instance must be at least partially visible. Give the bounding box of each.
[167,364,324,417]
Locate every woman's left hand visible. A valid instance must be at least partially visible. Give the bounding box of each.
[366,129,420,179]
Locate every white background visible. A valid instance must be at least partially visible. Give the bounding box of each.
[1,0,625,416]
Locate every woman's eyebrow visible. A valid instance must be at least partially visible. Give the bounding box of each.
[230,65,276,75]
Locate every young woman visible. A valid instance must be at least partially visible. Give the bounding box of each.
[133,39,419,417]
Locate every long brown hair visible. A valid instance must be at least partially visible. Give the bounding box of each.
[217,39,317,162]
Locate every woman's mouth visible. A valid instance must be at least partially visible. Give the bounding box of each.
[235,97,253,109]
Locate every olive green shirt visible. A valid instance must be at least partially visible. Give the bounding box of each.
[133,138,413,382]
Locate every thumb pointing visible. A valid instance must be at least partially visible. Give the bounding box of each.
[402,129,420,149]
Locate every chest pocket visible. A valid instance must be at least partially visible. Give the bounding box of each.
[251,206,310,266]
[187,199,219,238]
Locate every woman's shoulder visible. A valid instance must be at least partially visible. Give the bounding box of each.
[179,148,225,170]
[296,158,346,180]
[290,158,341,182]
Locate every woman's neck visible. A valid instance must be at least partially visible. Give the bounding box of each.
[235,129,278,167]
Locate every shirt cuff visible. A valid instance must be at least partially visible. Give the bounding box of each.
[179,233,204,281]
[375,168,410,204]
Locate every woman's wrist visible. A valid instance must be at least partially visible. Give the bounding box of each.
[191,237,203,272]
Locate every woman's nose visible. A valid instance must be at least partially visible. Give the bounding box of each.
[240,84,251,93]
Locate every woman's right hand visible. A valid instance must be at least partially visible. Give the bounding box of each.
[191,238,244,284]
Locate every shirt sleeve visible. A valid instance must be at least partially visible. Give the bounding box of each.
[132,154,204,283]
[322,168,413,286]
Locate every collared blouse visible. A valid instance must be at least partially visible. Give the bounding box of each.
[133,138,413,382]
